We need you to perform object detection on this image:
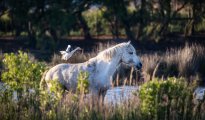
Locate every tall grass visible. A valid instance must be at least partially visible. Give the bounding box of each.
[60,43,205,85]
[0,78,204,120]
[141,44,205,83]
[1,43,205,119]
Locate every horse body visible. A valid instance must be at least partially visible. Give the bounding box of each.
[41,41,142,96]
[44,62,95,92]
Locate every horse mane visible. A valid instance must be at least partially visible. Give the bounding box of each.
[96,43,127,61]
[86,42,128,64]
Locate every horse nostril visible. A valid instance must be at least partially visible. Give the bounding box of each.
[139,63,142,68]
[136,63,142,70]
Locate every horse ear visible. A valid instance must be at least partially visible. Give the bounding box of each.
[127,41,131,45]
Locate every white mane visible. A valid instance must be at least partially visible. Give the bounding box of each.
[95,43,127,61]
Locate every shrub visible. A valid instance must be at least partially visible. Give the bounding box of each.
[1,51,46,91]
[0,51,45,119]
[77,71,89,94]
[39,79,65,119]
[139,77,195,120]
[0,51,3,81]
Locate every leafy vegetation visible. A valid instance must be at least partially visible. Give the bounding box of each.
[0,77,204,120]
[1,51,45,91]
[77,71,90,94]
[1,0,205,49]
[0,45,205,119]
[139,77,195,120]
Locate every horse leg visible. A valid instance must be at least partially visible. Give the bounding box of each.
[98,88,108,104]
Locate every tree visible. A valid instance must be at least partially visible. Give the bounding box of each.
[97,0,136,40]
[187,0,205,35]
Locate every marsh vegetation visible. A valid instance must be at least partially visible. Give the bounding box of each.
[0,43,205,120]
[1,0,205,119]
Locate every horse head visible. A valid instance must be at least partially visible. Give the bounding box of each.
[120,41,142,70]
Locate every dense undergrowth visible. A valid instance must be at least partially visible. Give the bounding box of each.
[0,44,205,120]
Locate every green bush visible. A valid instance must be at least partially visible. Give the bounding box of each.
[1,51,46,91]
[0,51,45,119]
[77,71,89,94]
[139,77,194,120]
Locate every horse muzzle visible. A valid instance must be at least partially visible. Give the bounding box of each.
[135,62,142,70]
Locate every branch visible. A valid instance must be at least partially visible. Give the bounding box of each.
[172,1,188,17]
[0,9,10,17]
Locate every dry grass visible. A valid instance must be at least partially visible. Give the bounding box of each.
[51,43,205,85]
[1,43,205,119]
[141,44,205,85]
[0,83,204,120]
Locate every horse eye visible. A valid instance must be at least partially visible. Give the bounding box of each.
[129,52,133,55]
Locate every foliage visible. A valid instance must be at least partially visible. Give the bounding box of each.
[139,77,195,120]
[1,51,45,91]
[39,79,65,119]
[83,8,112,36]
[77,71,90,94]
[1,46,205,119]
[1,0,205,44]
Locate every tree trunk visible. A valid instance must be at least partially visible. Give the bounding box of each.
[118,0,135,41]
[102,12,119,39]
[49,28,59,50]
[185,3,197,36]
[27,22,36,49]
[76,12,92,40]
[114,16,120,39]
[191,3,197,35]
[159,19,169,36]
[121,19,135,41]
[136,0,146,39]
[15,23,22,37]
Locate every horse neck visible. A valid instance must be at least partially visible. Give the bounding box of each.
[87,45,125,78]
[95,52,122,78]
[106,54,121,76]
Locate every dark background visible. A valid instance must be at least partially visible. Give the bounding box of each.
[1,0,205,60]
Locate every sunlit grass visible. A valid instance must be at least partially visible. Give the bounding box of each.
[0,43,205,119]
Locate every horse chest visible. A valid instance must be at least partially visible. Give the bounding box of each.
[94,71,112,89]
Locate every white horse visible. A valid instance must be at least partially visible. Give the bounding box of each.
[40,41,142,97]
